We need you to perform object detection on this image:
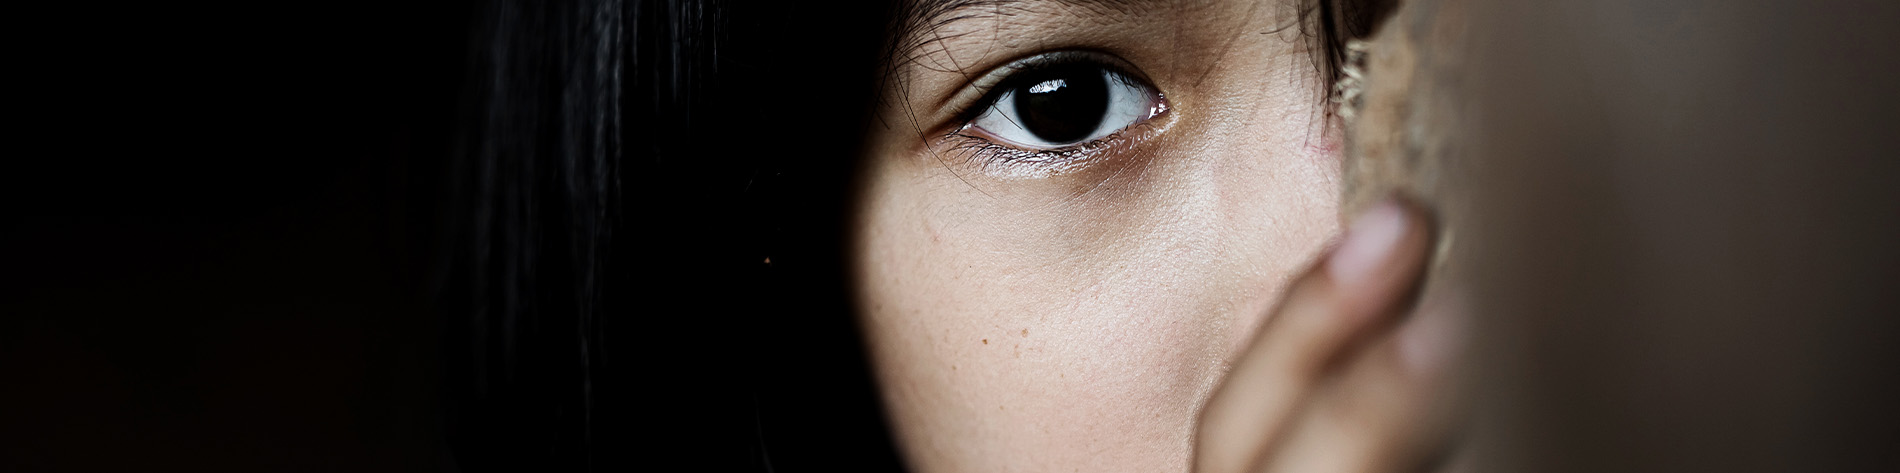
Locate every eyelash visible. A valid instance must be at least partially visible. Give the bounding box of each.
[941,128,1131,177]
[938,53,1160,177]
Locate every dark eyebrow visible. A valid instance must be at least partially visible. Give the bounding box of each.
[885,0,1179,120]
[888,0,1160,78]
[890,0,1012,67]
[909,0,1154,20]
[893,0,1158,50]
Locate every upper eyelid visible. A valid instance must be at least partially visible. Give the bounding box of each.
[932,57,1036,122]
[934,50,1151,128]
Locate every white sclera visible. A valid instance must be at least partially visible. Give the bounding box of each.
[970,70,1156,149]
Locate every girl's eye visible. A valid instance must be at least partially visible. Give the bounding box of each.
[966,61,1163,149]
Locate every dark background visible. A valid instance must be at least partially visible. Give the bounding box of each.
[1,1,907,471]
[3,1,469,471]
[5,1,1898,473]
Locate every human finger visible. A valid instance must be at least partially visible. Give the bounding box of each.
[1254,291,1463,473]
[1194,198,1435,473]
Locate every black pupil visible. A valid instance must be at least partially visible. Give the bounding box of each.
[1013,66,1109,144]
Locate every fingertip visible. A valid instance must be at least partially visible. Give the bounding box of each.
[1323,196,1434,319]
[1328,197,1434,286]
[1327,199,1412,288]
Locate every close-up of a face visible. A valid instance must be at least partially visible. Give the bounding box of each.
[854,1,1349,471]
[8,0,1895,471]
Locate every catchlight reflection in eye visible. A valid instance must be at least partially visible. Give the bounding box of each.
[968,64,1164,149]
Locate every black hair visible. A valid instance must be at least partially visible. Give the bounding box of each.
[442,0,902,471]
[442,0,1397,471]
[442,0,628,470]
[1308,0,1399,105]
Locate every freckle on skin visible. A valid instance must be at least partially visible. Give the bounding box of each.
[982,339,988,344]
[1020,328,1028,337]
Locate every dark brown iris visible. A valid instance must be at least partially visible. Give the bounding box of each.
[1013,65,1108,144]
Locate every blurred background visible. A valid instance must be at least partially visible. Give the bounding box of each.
[3,0,1897,472]
[1452,1,1900,472]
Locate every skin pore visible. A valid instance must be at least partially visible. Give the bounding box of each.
[854,1,1349,471]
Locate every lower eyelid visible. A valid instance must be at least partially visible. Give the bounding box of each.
[936,117,1163,180]
[929,53,1170,179]
[965,65,1166,147]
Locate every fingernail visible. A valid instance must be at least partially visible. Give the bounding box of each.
[1328,199,1409,288]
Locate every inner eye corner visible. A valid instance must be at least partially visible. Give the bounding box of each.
[939,48,1174,172]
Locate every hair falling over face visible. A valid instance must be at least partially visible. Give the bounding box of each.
[8,0,1893,472]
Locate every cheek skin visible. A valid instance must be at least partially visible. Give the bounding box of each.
[854,24,1341,473]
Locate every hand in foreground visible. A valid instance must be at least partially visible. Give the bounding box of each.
[1196,198,1460,473]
